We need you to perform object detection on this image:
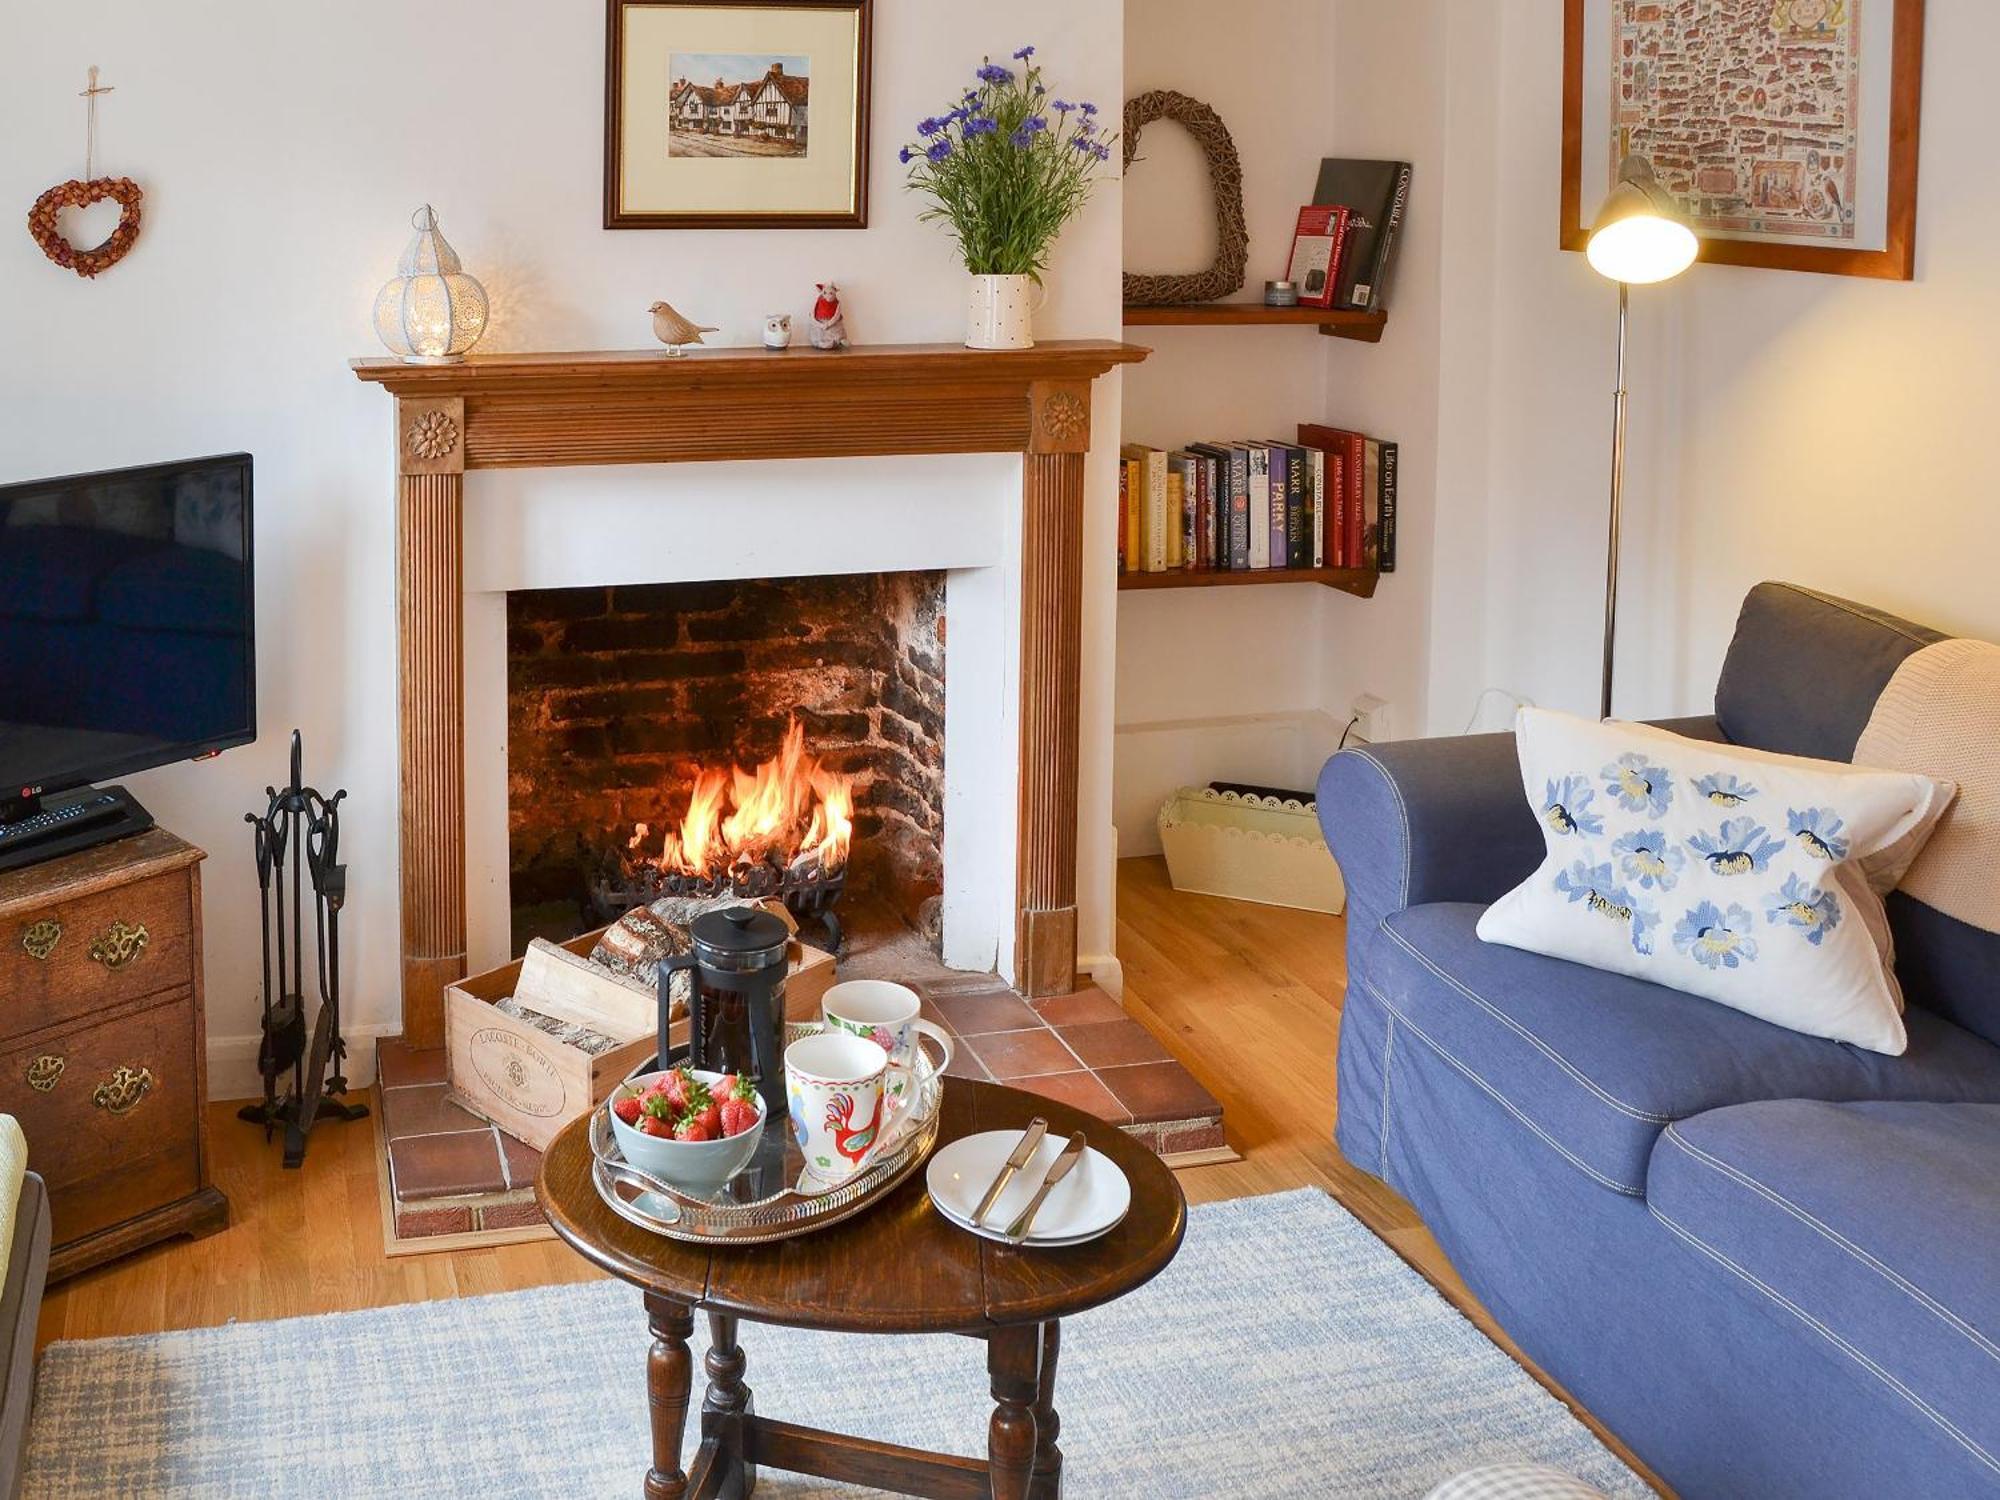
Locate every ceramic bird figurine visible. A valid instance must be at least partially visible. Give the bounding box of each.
[762,313,793,351]
[809,282,849,351]
[650,300,718,355]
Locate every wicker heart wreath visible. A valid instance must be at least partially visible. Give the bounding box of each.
[28,176,143,278]
[1121,91,1248,306]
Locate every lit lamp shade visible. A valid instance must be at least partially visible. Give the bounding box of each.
[372,205,489,364]
[1586,156,1698,285]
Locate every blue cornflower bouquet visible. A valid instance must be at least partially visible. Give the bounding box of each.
[900,46,1115,277]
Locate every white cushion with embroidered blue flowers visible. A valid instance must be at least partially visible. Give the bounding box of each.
[1477,708,1956,1054]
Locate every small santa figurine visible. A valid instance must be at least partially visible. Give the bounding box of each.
[810,282,849,350]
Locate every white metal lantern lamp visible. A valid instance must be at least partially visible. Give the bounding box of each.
[372,205,489,364]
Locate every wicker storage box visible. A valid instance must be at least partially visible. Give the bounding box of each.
[1157,786,1345,914]
[445,926,834,1151]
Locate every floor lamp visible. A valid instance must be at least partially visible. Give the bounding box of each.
[1584,156,1697,719]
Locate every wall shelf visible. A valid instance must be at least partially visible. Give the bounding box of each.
[1118,566,1378,599]
[1121,303,1387,343]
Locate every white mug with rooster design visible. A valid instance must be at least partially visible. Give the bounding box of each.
[783,1031,899,1184]
[819,980,954,1102]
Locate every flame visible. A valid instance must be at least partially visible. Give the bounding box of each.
[633,719,853,880]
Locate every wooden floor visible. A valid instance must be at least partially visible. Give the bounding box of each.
[36,856,1661,1490]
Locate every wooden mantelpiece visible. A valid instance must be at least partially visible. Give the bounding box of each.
[353,341,1147,1045]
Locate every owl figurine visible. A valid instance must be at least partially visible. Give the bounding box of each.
[762,313,793,351]
[649,300,718,355]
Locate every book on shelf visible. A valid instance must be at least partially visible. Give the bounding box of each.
[1122,426,1398,581]
[1285,204,1352,309]
[1120,444,1170,572]
[1310,158,1412,314]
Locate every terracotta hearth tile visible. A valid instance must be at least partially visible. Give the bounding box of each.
[1098,1059,1221,1125]
[376,1040,447,1091]
[964,1028,1080,1081]
[943,1047,991,1083]
[380,1082,487,1141]
[1013,1070,1131,1124]
[498,1133,543,1192]
[390,1131,508,1201]
[928,989,1042,1037]
[1029,988,1128,1028]
[1056,1019,1174,1071]
[478,1198,548,1232]
[918,973,1020,1000]
[395,1203,474,1238]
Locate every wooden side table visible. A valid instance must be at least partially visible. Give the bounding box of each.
[539,1077,1186,1499]
[0,829,228,1279]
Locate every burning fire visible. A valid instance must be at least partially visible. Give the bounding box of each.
[627,718,854,882]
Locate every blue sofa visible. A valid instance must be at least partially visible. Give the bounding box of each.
[1318,583,2000,1499]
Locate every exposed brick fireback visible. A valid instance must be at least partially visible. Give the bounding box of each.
[508,575,945,949]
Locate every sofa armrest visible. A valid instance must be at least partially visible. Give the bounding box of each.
[1317,733,1544,931]
[1316,714,1729,933]
[0,1173,47,1500]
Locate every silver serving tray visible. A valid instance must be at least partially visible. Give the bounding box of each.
[589,1022,945,1245]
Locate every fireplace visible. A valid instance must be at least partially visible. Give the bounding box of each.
[507,573,945,954]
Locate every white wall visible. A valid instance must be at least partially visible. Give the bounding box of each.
[1,1,1125,1095]
[1427,0,2000,729]
[1115,0,1447,857]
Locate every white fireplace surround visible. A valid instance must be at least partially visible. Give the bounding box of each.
[461,453,1028,979]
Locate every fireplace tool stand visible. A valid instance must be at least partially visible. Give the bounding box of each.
[236,731,369,1167]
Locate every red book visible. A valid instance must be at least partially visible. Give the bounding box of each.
[1297,423,1367,569]
[1286,206,1352,310]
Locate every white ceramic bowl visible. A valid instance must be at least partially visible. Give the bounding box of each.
[608,1068,766,1188]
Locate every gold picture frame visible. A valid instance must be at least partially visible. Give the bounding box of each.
[604,0,872,229]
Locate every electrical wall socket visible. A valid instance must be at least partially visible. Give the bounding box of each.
[1350,694,1392,744]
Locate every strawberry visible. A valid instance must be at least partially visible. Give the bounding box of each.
[640,1089,675,1121]
[718,1097,759,1139]
[675,1115,718,1142]
[714,1073,738,1099]
[659,1069,691,1109]
[612,1093,643,1125]
[690,1102,722,1137]
[637,1114,674,1138]
[729,1074,758,1102]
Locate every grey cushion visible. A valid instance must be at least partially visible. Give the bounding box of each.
[1714,582,1943,760]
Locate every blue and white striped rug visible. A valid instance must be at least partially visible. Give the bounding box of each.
[26,1189,1645,1498]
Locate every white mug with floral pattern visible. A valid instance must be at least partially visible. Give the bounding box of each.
[819,980,954,1100]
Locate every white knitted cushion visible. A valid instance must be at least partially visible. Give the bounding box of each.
[0,1117,25,1288]
[1479,709,1954,1054]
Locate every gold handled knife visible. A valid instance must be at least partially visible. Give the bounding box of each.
[1004,1130,1088,1243]
[971,1117,1047,1226]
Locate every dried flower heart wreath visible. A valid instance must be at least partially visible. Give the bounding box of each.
[28,176,143,278]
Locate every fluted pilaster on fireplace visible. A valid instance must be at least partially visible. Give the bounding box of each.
[355,341,1145,1045]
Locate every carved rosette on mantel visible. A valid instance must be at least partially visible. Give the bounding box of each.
[353,342,1146,1046]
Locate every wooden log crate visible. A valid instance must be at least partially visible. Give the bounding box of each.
[445,926,834,1151]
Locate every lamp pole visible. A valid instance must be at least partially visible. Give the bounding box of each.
[1601,279,1628,721]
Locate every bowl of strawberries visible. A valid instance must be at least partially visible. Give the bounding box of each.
[608,1066,767,1188]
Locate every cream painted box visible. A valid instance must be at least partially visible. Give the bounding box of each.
[1157,787,1346,914]
[445,926,835,1152]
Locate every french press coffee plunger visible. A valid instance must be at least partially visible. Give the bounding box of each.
[659,906,791,1119]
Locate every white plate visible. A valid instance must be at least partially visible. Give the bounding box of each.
[926,1130,1130,1246]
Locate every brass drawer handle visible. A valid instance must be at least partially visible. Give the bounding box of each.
[21,920,61,962]
[25,1056,63,1093]
[88,920,149,972]
[91,1065,154,1116]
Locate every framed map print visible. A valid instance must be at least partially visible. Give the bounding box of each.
[605,0,872,229]
[1562,0,1924,279]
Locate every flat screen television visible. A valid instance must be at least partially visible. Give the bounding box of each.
[0,453,255,863]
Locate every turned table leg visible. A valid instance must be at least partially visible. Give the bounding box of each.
[1029,1321,1063,1498]
[645,1294,696,1500]
[702,1311,756,1498]
[988,1324,1042,1500]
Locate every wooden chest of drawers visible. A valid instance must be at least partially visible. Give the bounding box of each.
[0,829,228,1280]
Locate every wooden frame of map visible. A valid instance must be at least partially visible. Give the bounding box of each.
[1561,0,1924,280]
